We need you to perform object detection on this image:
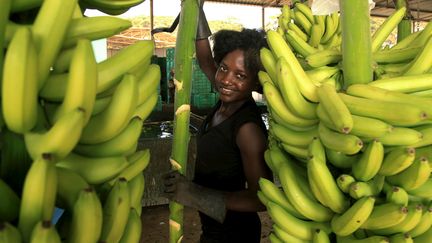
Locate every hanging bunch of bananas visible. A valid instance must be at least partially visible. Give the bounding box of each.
[260,1,432,242]
[0,0,158,242]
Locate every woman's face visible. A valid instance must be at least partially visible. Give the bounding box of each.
[214,49,256,104]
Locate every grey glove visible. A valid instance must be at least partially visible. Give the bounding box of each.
[162,170,226,223]
[196,0,212,40]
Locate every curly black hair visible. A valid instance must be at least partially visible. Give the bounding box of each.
[212,28,268,91]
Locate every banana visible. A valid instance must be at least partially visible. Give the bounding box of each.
[403,36,432,76]
[56,153,129,185]
[92,96,112,116]
[373,46,420,64]
[379,147,416,176]
[52,47,75,74]
[107,149,150,186]
[25,108,85,161]
[326,148,359,169]
[339,93,428,127]
[352,140,384,181]
[2,26,38,134]
[55,167,89,210]
[119,208,142,243]
[371,7,406,52]
[389,233,413,243]
[276,56,317,119]
[305,48,342,68]
[288,22,308,42]
[336,235,390,243]
[82,0,144,11]
[371,203,423,235]
[74,116,143,157]
[307,156,349,213]
[261,74,318,128]
[318,122,363,155]
[257,190,269,206]
[386,186,409,206]
[392,31,421,50]
[336,174,356,193]
[285,30,318,57]
[128,173,145,215]
[386,156,430,191]
[408,178,432,199]
[63,16,131,48]
[331,196,376,236]
[308,24,324,48]
[369,73,432,93]
[0,222,21,243]
[349,176,385,200]
[273,224,308,243]
[258,177,307,220]
[410,125,432,148]
[80,74,138,144]
[278,158,334,222]
[137,64,161,105]
[266,30,319,102]
[294,2,314,24]
[18,154,56,243]
[68,188,103,243]
[270,121,317,147]
[280,143,309,160]
[377,127,423,146]
[10,0,42,12]
[268,232,283,243]
[408,206,432,237]
[32,0,77,89]
[321,14,337,44]
[100,177,131,243]
[312,228,330,243]
[308,137,325,162]
[414,228,432,243]
[52,39,97,125]
[306,66,340,83]
[29,221,61,243]
[293,10,312,35]
[40,40,154,100]
[134,91,158,120]
[361,203,408,230]
[0,178,20,222]
[267,201,331,241]
[260,47,278,84]
[317,83,353,134]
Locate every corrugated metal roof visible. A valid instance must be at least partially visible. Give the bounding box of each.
[206,0,432,21]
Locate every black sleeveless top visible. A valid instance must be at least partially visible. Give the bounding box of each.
[193,98,267,243]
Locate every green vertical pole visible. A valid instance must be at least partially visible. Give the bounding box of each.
[395,0,412,42]
[169,0,199,242]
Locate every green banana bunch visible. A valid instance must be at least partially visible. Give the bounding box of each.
[371,203,423,235]
[386,156,430,191]
[361,203,408,230]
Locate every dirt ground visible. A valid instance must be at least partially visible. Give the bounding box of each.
[140,204,273,243]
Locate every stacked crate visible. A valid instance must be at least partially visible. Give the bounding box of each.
[165,48,218,109]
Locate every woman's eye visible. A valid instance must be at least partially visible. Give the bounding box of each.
[220,66,227,72]
[236,74,246,80]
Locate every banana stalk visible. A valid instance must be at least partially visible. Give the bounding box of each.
[169,0,199,242]
[395,0,412,42]
[339,0,373,87]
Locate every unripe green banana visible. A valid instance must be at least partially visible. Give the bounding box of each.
[370,73,432,93]
[285,30,318,57]
[0,222,21,243]
[308,137,325,162]
[81,0,144,11]
[306,48,342,68]
[361,203,408,230]
[336,234,390,243]
[411,125,432,148]
[276,56,317,119]
[318,122,363,155]
[392,31,421,50]
[403,36,432,76]
[372,203,423,235]
[352,140,384,181]
[337,174,356,193]
[10,0,42,12]
[306,66,340,83]
[119,208,142,243]
[100,177,131,243]
[278,158,334,222]
[134,91,158,120]
[29,221,61,243]
[374,46,420,64]
[80,73,138,144]
[107,149,150,186]
[25,108,85,161]
[308,24,324,48]
[18,154,56,243]
[349,176,385,200]
[56,153,129,185]
[55,167,89,210]
[339,93,428,127]
[385,186,409,206]
[268,232,283,243]
[0,178,20,222]
[371,7,406,52]
[293,10,312,35]
[386,156,430,191]
[317,83,353,134]
[2,26,38,133]
[261,74,318,128]
[408,178,432,199]
[379,147,416,176]
[378,127,423,146]
[259,177,306,220]
[74,116,143,158]
[389,233,413,243]
[273,223,308,243]
[137,64,161,105]
[267,201,331,241]
[312,228,330,243]
[128,173,145,215]
[270,121,317,147]
[52,47,75,74]
[331,196,376,236]
[63,16,132,48]
[68,188,103,243]
[288,22,308,42]
[260,47,278,84]
[326,148,359,169]
[408,206,432,237]
[266,30,319,102]
[321,14,337,44]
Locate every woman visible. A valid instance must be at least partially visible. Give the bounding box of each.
[163,2,272,242]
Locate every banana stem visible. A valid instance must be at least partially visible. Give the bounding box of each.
[395,0,412,42]
[0,0,11,89]
[339,0,373,87]
[169,0,199,242]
